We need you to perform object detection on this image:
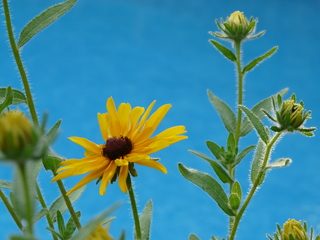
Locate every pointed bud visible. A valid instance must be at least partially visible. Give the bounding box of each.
[281,219,308,240]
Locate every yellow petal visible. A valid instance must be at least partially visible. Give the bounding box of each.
[118,166,129,193]
[136,158,167,174]
[98,113,109,141]
[68,137,101,157]
[99,162,117,195]
[117,103,132,134]
[106,97,121,136]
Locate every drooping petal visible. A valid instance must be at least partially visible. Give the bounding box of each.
[68,137,101,157]
[118,166,129,193]
[135,158,167,174]
[99,162,118,195]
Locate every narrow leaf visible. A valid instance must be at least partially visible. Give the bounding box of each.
[239,105,269,144]
[209,40,236,61]
[208,90,236,134]
[206,141,222,160]
[189,234,201,240]
[233,145,255,166]
[250,140,266,185]
[70,202,121,240]
[240,88,288,137]
[267,158,292,170]
[189,150,232,184]
[46,120,62,144]
[231,181,242,200]
[0,180,13,190]
[64,211,81,238]
[57,211,66,236]
[0,86,13,112]
[139,200,153,240]
[17,0,77,48]
[0,87,27,105]
[242,46,278,73]
[33,208,49,224]
[178,163,235,216]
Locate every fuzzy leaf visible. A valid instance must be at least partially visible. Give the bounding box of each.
[208,90,236,134]
[70,202,120,240]
[64,211,81,238]
[33,208,49,224]
[231,181,242,200]
[250,140,266,185]
[0,180,13,190]
[229,193,240,211]
[0,87,27,105]
[209,40,237,61]
[267,158,292,170]
[139,200,153,240]
[0,86,13,112]
[178,163,235,216]
[242,46,278,73]
[239,105,269,144]
[233,145,255,166]
[206,141,222,160]
[189,234,201,240]
[189,150,232,184]
[46,120,62,144]
[43,152,64,172]
[17,0,77,48]
[240,88,288,137]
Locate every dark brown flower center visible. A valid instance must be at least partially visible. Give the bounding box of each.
[102,136,133,160]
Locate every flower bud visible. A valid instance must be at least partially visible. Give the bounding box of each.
[0,110,47,163]
[227,11,248,29]
[280,100,304,129]
[86,224,113,240]
[281,219,308,240]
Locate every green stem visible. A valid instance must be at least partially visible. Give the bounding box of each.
[0,188,24,231]
[36,184,58,240]
[126,175,142,240]
[55,178,82,230]
[228,132,283,240]
[18,163,34,237]
[2,0,39,125]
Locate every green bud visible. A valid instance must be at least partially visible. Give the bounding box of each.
[281,219,308,240]
[0,110,47,163]
[227,11,249,29]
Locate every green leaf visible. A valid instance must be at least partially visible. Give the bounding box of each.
[46,120,62,144]
[250,140,266,185]
[206,141,222,160]
[46,227,64,240]
[231,181,242,200]
[49,186,85,222]
[178,163,235,216]
[64,211,81,239]
[266,158,292,170]
[208,90,237,134]
[239,105,269,144]
[10,236,37,240]
[139,200,153,240]
[43,152,64,172]
[0,86,13,112]
[233,145,255,166]
[0,87,27,105]
[33,208,49,224]
[57,211,66,236]
[189,150,232,184]
[17,0,77,48]
[240,88,288,137]
[70,202,121,240]
[189,234,201,240]
[118,230,126,240]
[228,193,240,211]
[0,180,13,190]
[242,46,278,74]
[209,40,237,61]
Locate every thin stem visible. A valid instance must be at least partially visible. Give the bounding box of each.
[126,175,142,240]
[0,188,24,230]
[229,132,283,240]
[36,184,58,240]
[55,178,82,230]
[18,163,34,237]
[2,0,39,125]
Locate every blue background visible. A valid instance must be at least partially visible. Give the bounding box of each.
[1,0,320,239]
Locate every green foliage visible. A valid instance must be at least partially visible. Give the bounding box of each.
[0,86,27,107]
[139,200,153,240]
[0,86,13,112]
[178,163,235,216]
[189,234,201,240]
[17,0,77,48]
[208,40,236,61]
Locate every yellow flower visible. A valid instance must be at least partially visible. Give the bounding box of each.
[86,224,113,240]
[281,219,308,240]
[228,11,248,29]
[52,97,187,195]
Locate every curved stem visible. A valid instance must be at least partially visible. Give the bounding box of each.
[126,175,142,240]
[2,0,38,125]
[229,132,283,240]
[36,184,58,240]
[0,188,23,231]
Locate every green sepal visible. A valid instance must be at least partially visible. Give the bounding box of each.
[208,40,236,61]
[298,127,316,137]
[233,145,255,167]
[240,88,288,137]
[242,46,278,74]
[70,202,121,240]
[270,126,283,132]
[266,158,292,170]
[139,200,153,240]
[189,234,201,240]
[247,30,266,40]
[49,186,85,222]
[250,140,266,185]
[208,90,237,134]
[239,105,269,144]
[0,87,27,106]
[261,109,277,123]
[178,163,235,216]
[0,85,13,112]
[189,150,233,184]
[17,0,77,48]
[228,193,240,211]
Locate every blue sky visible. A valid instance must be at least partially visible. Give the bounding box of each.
[1,0,320,239]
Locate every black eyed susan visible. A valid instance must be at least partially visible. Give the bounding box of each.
[52,97,187,195]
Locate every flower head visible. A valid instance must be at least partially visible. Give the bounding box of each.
[0,110,47,162]
[281,219,308,240]
[209,10,265,41]
[86,224,113,240]
[52,97,187,195]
